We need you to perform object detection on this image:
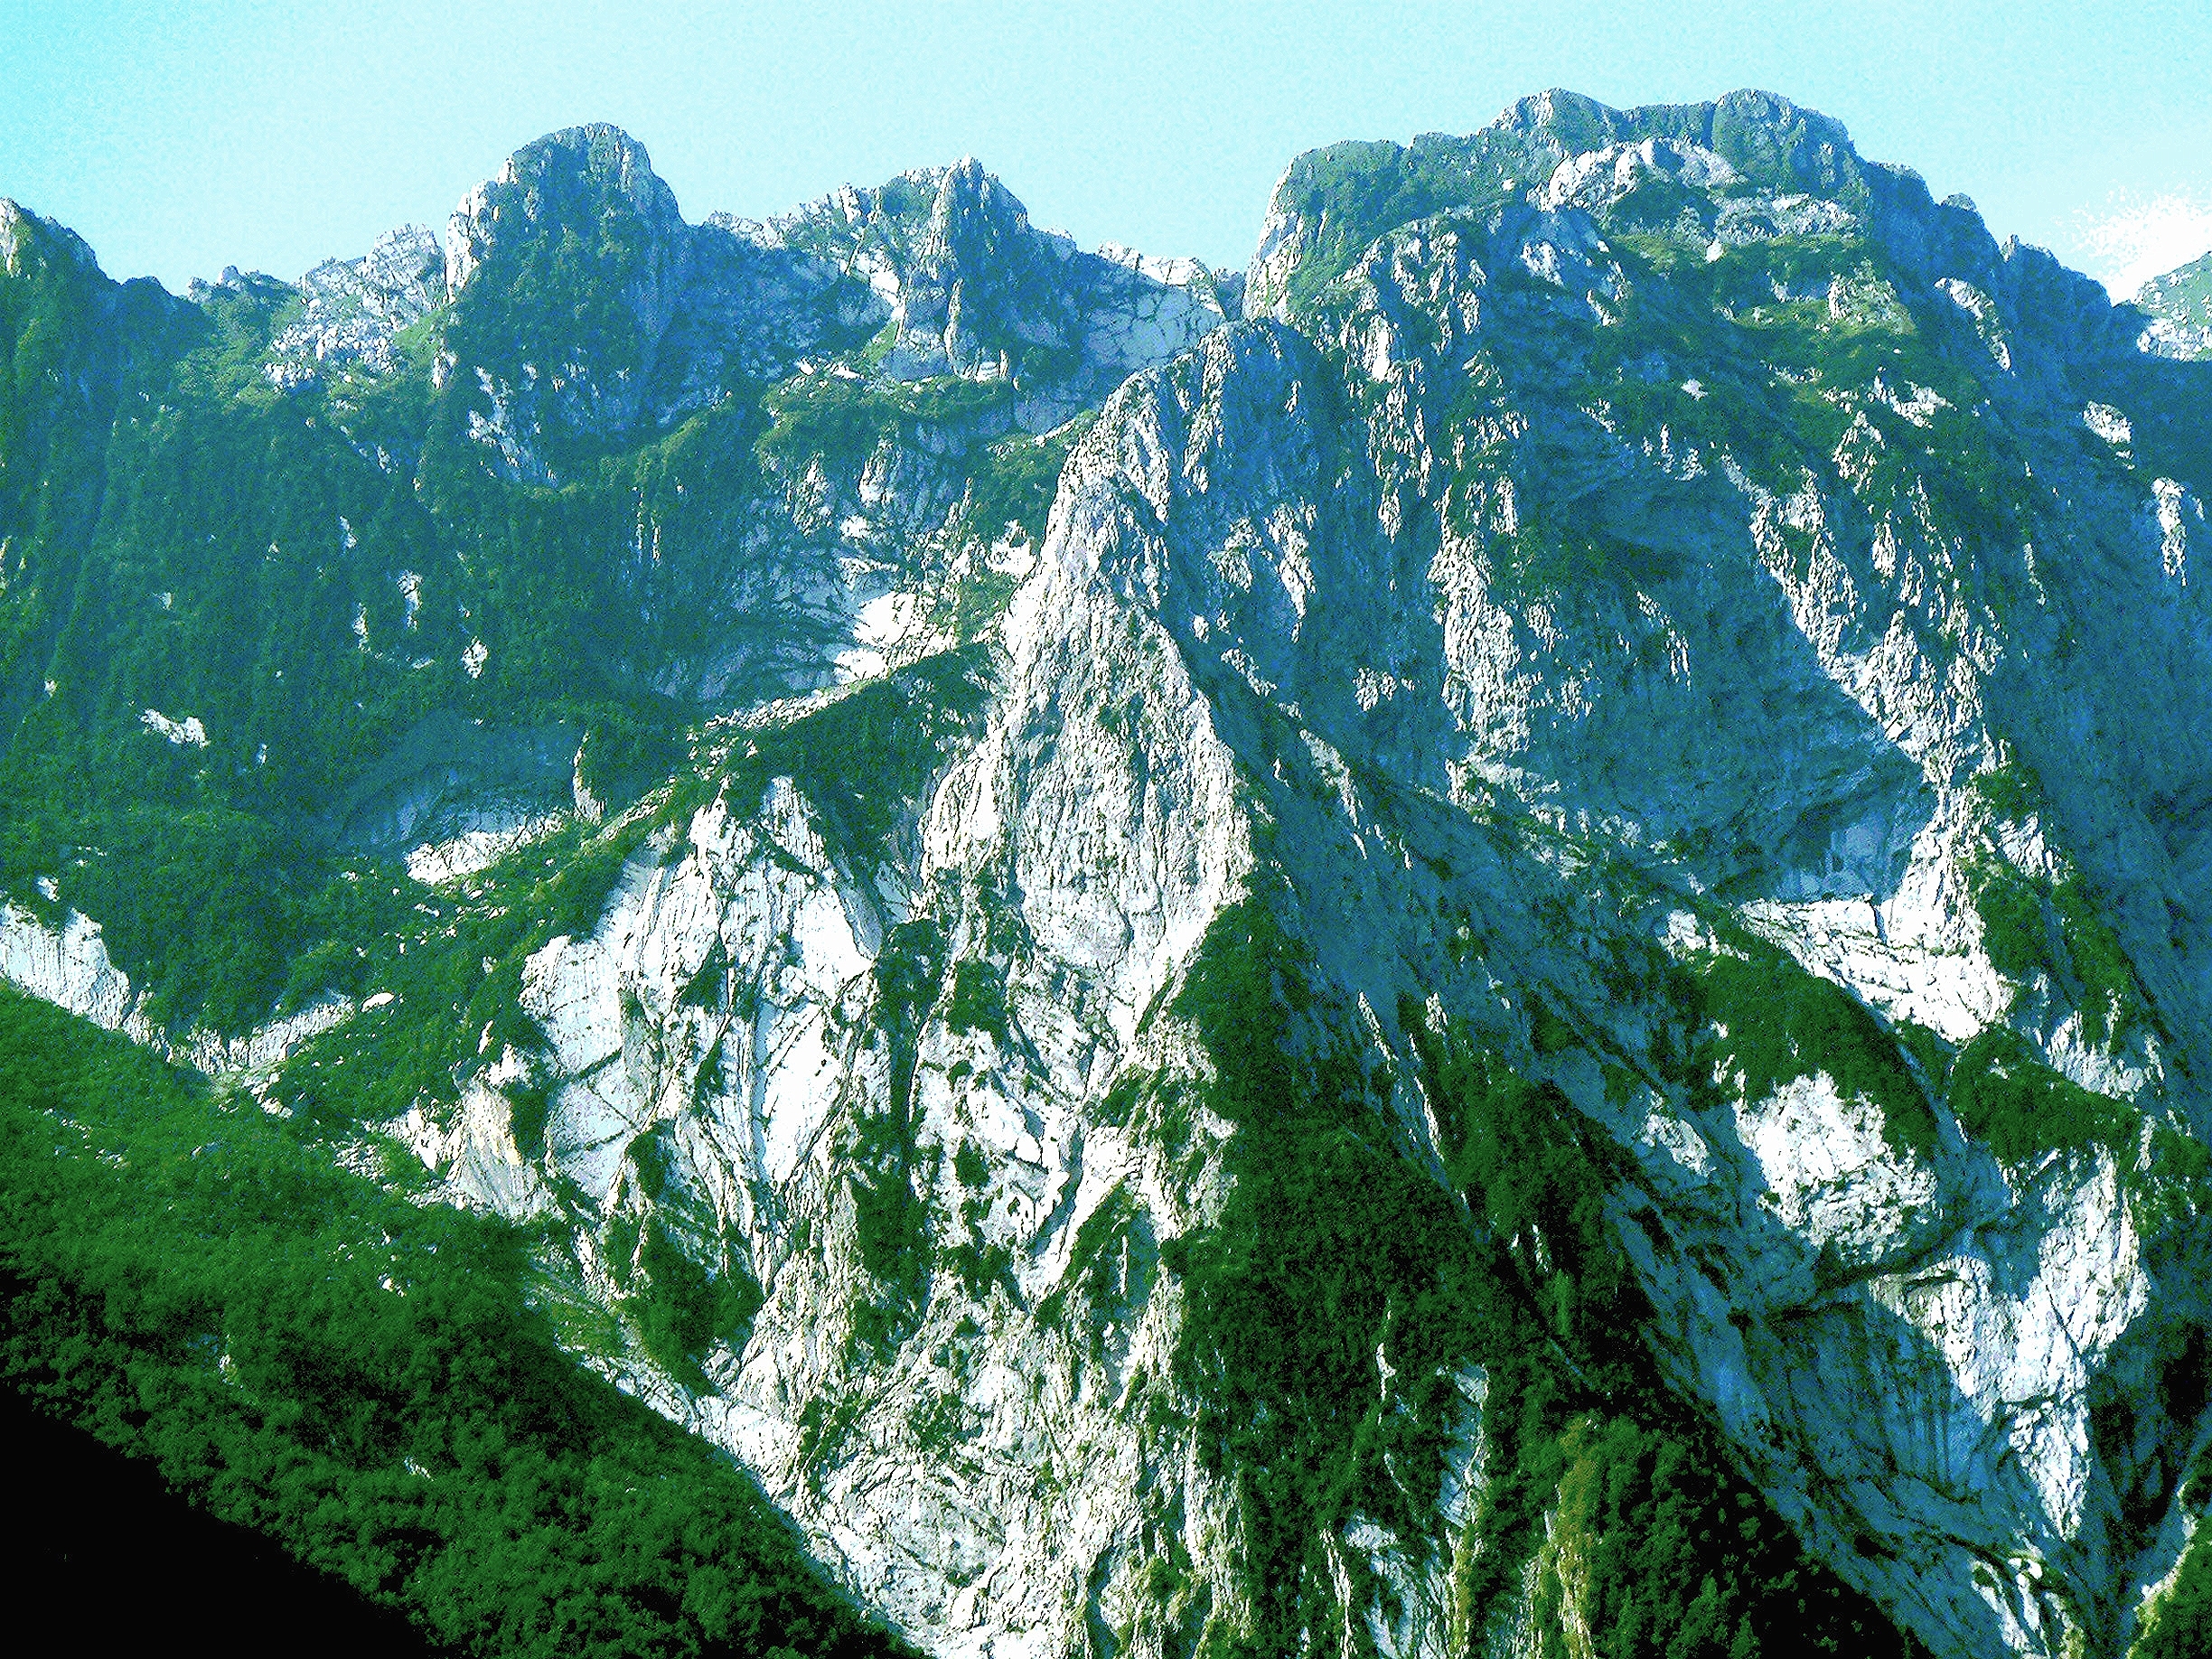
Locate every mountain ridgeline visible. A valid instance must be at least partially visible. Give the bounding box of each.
[2138,249,2212,361]
[3,89,2212,1659]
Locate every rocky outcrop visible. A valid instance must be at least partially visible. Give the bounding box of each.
[267,224,444,386]
[436,123,726,465]
[322,709,582,872]
[0,901,351,1073]
[434,127,1237,481]
[0,197,102,279]
[757,159,1241,427]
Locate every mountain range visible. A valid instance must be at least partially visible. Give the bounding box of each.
[4,88,2212,1659]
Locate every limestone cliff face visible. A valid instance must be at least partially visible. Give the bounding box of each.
[431,127,1235,480]
[0,901,351,1073]
[1079,98,2212,1655]
[6,93,2212,1659]
[267,224,444,387]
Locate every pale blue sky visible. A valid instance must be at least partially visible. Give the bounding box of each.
[3,1,2208,297]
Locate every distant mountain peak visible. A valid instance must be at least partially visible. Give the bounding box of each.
[0,195,99,278]
[443,121,684,299]
[2136,247,2212,359]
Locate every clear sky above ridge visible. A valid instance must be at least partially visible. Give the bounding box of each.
[3,0,2208,300]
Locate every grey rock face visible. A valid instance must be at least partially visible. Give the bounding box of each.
[433,127,1236,482]
[750,157,1242,428]
[1205,93,2212,1655]
[437,123,717,463]
[267,224,444,386]
[0,197,101,278]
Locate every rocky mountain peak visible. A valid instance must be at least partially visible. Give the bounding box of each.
[0,197,100,280]
[926,155,1025,248]
[418,129,1236,477]
[1247,87,1883,319]
[183,265,294,308]
[444,121,682,296]
[261,224,445,388]
[1245,87,2140,387]
[2137,248,2212,360]
[434,123,748,473]
[894,157,1068,381]
[1487,84,1623,150]
[1487,87,1863,201]
[749,156,1236,420]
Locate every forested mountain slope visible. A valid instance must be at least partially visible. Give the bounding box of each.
[5,91,2212,1659]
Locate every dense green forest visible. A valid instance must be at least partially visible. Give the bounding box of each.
[0,987,908,1659]
[1141,897,1928,1659]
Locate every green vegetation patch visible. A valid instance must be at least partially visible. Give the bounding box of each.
[1946,1027,2138,1167]
[1035,1182,1145,1337]
[1468,519,1686,605]
[1685,937,1938,1159]
[605,1126,766,1383]
[835,918,949,1354]
[1,801,418,1033]
[606,1210,764,1391]
[1527,1411,1898,1659]
[956,414,1091,549]
[1139,895,1912,1656]
[942,959,1009,1042]
[1966,855,2153,1047]
[756,373,1017,476]
[0,988,904,1659]
[2133,1120,2212,1237]
[1270,134,1533,316]
[573,697,690,811]
[2134,1523,2212,1659]
[708,646,993,869]
[1966,760,2042,823]
[1971,857,2052,984]
[1158,901,1509,1648]
[276,818,649,1132]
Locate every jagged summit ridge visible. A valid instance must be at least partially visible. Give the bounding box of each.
[1491,86,1863,192]
[739,153,1241,421]
[442,122,684,296]
[150,122,1237,476]
[267,224,443,386]
[0,196,101,277]
[262,123,1242,460]
[1245,86,2129,374]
